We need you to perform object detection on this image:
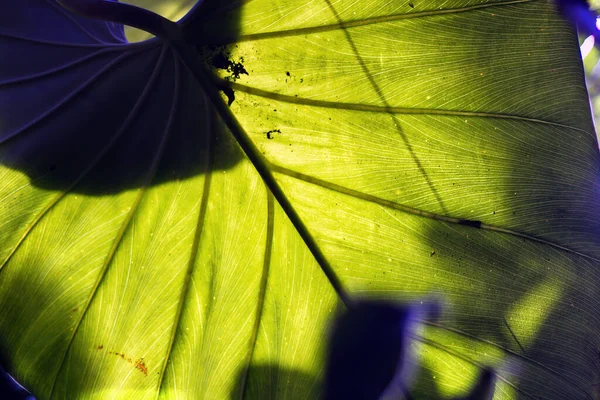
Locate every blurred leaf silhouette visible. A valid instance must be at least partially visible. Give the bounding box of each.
[325,300,495,400]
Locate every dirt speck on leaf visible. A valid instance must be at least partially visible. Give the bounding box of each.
[204,45,248,81]
[202,45,249,105]
[104,349,147,376]
[265,129,281,140]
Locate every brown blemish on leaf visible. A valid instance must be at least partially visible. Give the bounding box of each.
[103,350,147,376]
[135,358,148,376]
[97,345,103,350]
[108,351,133,366]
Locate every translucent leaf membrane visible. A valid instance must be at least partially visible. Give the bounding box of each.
[273,172,600,397]
[223,0,600,398]
[227,0,600,257]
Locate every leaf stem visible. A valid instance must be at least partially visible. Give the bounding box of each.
[56,0,182,40]
[168,38,353,306]
[55,1,353,306]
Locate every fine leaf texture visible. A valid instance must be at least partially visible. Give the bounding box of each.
[1,0,600,399]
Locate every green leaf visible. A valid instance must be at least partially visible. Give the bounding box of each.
[2,0,600,399]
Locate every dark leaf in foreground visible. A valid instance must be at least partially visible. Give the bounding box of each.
[555,0,598,36]
[325,301,495,400]
[325,301,413,400]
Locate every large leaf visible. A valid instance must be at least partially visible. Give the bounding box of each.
[1,0,600,398]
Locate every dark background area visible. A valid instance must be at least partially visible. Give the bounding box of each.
[0,365,35,400]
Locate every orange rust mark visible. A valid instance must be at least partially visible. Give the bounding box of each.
[134,358,148,376]
[106,350,146,376]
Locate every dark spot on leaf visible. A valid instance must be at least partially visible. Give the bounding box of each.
[203,45,249,105]
[229,57,248,80]
[217,84,235,106]
[109,351,132,364]
[459,219,482,228]
[97,345,103,350]
[211,52,229,70]
[266,129,281,140]
[409,1,414,8]
[204,45,248,81]
[286,71,291,77]
[430,250,436,257]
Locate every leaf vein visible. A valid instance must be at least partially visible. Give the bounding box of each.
[422,321,594,399]
[209,0,539,44]
[0,50,139,145]
[47,0,117,45]
[271,164,600,264]
[155,55,215,398]
[239,191,275,400]
[226,81,588,133]
[47,44,171,398]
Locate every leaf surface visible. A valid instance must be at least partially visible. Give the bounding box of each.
[1,0,600,399]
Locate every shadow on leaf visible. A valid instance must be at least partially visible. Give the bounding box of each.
[232,363,321,400]
[0,0,246,195]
